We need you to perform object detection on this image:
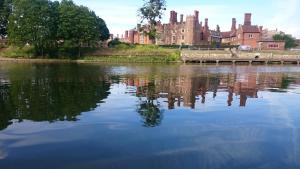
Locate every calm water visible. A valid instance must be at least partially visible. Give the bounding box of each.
[1,63,300,169]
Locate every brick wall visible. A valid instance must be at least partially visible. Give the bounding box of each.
[258,41,285,50]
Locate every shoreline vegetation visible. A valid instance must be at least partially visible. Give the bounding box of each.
[0,44,182,63]
[1,46,300,64]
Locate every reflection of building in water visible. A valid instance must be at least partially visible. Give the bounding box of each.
[122,72,286,109]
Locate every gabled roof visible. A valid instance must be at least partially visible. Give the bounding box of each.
[221,31,231,38]
[241,25,260,33]
[221,31,236,38]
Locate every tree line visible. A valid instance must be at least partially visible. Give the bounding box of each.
[0,0,110,58]
[273,34,298,49]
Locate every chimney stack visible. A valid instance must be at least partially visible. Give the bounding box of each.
[194,10,199,21]
[125,31,129,39]
[244,13,252,26]
[169,10,178,24]
[137,24,141,31]
[231,18,236,31]
[174,11,178,23]
[170,11,174,23]
[180,14,184,23]
[204,18,209,32]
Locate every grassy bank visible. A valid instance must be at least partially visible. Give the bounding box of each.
[83,55,180,63]
[0,45,181,63]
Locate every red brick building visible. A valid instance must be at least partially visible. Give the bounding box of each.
[235,13,262,49]
[258,40,285,50]
[123,10,222,46]
[221,18,237,44]
[222,13,264,49]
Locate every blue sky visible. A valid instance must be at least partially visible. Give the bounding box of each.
[73,0,300,38]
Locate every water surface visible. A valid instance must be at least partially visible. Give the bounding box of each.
[0,63,300,169]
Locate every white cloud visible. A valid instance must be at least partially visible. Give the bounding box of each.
[0,148,7,160]
[72,0,300,38]
[266,0,300,38]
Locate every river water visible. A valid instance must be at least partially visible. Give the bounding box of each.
[0,63,300,169]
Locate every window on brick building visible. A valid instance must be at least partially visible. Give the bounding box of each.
[249,34,254,38]
[172,36,176,41]
[268,44,279,48]
[182,29,185,33]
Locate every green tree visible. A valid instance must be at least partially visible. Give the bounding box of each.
[8,0,58,56]
[0,0,12,38]
[137,81,163,127]
[57,0,109,57]
[97,17,110,41]
[0,64,111,130]
[273,34,298,49]
[138,0,166,43]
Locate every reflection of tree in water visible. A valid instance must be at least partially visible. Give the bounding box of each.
[0,64,110,131]
[138,100,162,127]
[137,81,163,127]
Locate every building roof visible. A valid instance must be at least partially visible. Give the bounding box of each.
[241,25,260,33]
[221,31,231,38]
[210,30,221,37]
[221,31,236,38]
[258,40,285,42]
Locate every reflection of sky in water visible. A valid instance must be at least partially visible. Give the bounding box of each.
[1,64,300,169]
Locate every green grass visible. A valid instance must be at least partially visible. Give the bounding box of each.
[0,46,35,58]
[83,55,180,63]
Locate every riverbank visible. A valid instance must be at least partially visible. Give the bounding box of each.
[0,55,181,64]
[182,49,300,64]
[1,47,300,64]
[0,45,181,63]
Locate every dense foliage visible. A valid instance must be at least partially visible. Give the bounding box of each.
[138,0,166,42]
[1,0,110,58]
[273,34,298,49]
[0,0,12,38]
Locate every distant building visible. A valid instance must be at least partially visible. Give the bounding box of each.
[296,39,300,48]
[234,13,263,49]
[221,18,237,44]
[258,40,285,50]
[123,10,221,46]
[221,13,285,50]
[261,29,284,41]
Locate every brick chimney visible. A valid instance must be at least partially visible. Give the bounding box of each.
[170,11,174,24]
[180,14,184,23]
[194,10,199,21]
[244,13,252,26]
[137,24,141,31]
[231,18,237,31]
[125,31,128,39]
[169,11,178,24]
[174,11,178,23]
[204,18,209,32]
[205,18,208,27]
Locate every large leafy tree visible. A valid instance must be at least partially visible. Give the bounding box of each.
[8,0,58,56]
[57,0,109,57]
[97,17,110,41]
[138,0,166,43]
[0,0,12,38]
[273,34,298,49]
